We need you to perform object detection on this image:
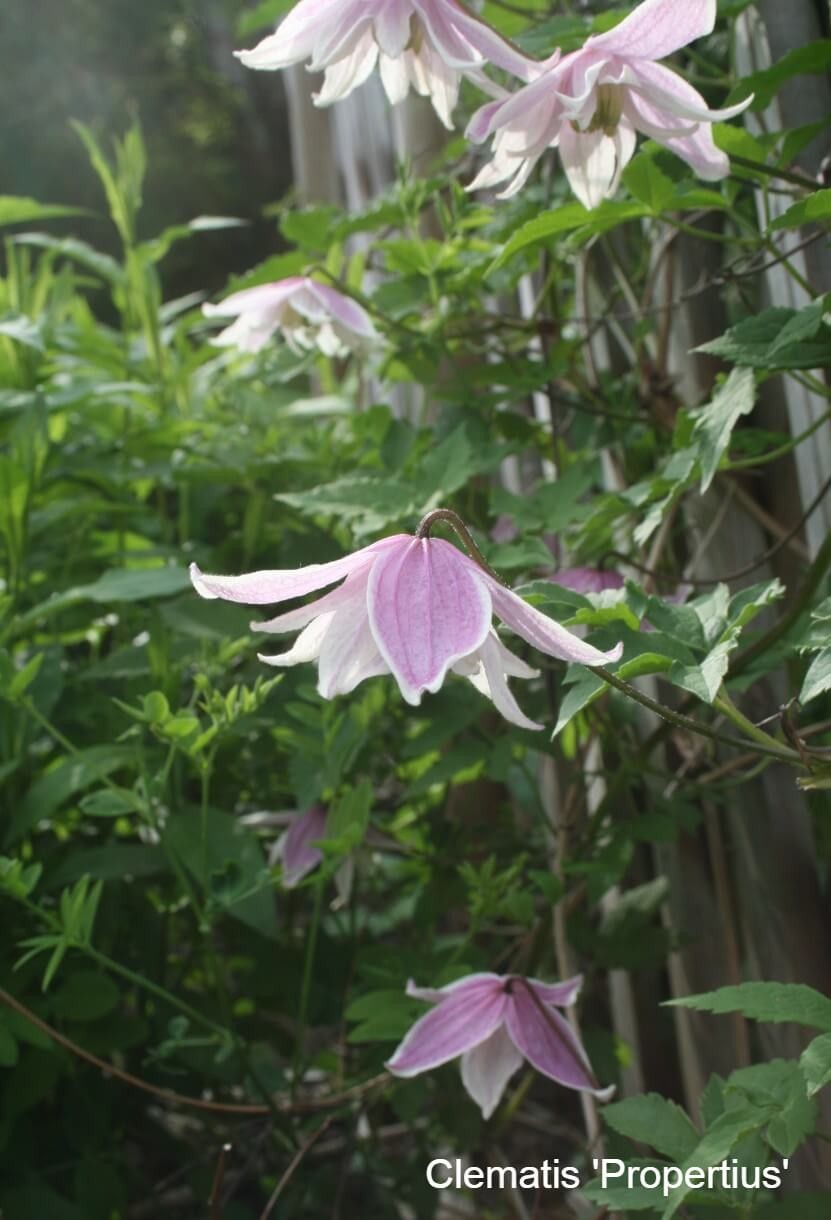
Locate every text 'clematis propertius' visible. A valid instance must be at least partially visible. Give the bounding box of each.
[189,516,623,731]
[467,0,751,207]
[235,0,534,130]
[386,972,614,1118]
[203,276,378,357]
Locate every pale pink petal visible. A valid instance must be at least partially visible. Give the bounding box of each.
[314,36,379,105]
[380,51,413,105]
[628,92,729,177]
[374,0,412,57]
[305,281,378,340]
[368,538,491,704]
[460,1025,524,1118]
[208,312,279,354]
[626,60,752,124]
[526,975,583,1007]
[407,41,459,129]
[416,0,538,80]
[234,0,346,69]
[559,125,621,210]
[317,576,390,697]
[278,806,328,888]
[387,976,509,1076]
[406,972,504,1004]
[251,565,375,634]
[505,982,611,1097]
[488,580,623,667]
[466,632,543,732]
[588,0,716,61]
[257,614,333,666]
[189,536,405,606]
[202,279,303,319]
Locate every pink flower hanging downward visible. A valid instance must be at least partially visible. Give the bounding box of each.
[386,973,613,1118]
[235,0,534,130]
[190,527,622,731]
[467,0,751,206]
[274,805,329,887]
[203,276,378,357]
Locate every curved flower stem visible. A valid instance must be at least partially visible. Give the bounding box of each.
[416,507,508,586]
[292,876,325,1098]
[729,153,820,192]
[713,687,792,756]
[590,666,802,765]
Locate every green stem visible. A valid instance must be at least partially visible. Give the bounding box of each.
[292,877,325,1097]
[590,667,801,765]
[729,153,820,192]
[714,688,791,756]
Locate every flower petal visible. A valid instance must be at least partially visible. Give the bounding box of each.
[202,279,303,319]
[251,565,375,634]
[505,981,612,1097]
[460,1025,524,1119]
[305,281,378,340]
[387,976,508,1076]
[466,631,543,732]
[488,580,623,667]
[278,806,328,888]
[258,614,333,666]
[190,535,406,606]
[626,60,751,124]
[551,568,625,594]
[374,0,412,57]
[234,0,346,69]
[559,120,635,210]
[317,581,389,698]
[588,0,716,62]
[368,537,492,704]
[314,36,379,106]
[525,975,583,1008]
[406,972,504,1004]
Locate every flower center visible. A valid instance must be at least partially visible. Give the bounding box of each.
[407,14,424,55]
[583,83,624,136]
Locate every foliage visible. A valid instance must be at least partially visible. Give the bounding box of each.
[1,2,831,1218]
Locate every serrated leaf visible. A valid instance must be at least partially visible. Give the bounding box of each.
[800,1033,831,1096]
[489,199,649,272]
[698,304,830,370]
[667,982,831,1032]
[800,648,831,703]
[770,189,831,232]
[693,367,756,491]
[603,1093,699,1162]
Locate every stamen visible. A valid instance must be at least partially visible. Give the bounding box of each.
[585,83,624,136]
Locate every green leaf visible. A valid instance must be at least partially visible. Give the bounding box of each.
[326,779,373,852]
[667,982,831,1032]
[622,155,676,214]
[53,970,120,1021]
[346,989,425,1043]
[602,1093,699,1162]
[0,1024,19,1067]
[9,745,136,844]
[800,648,831,704]
[552,670,606,737]
[770,189,831,232]
[693,367,756,491]
[78,788,145,818]
[698,303,830,371]
[0,196,85,226]
[727,40,831,110]
[800,1033,831,1096]
[162,807,278,940]
[489,199,649,271]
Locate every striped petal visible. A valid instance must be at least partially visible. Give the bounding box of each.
[368,537,491,704]
[387,975,508,1076]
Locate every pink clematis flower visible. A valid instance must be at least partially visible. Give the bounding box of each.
[235,0,534,130]
[467,0,751,206]
[551,567,625,595]
[386,972,614,1118]
[203,276,378,357]
[190,531,622,731]
[272,805,329,887]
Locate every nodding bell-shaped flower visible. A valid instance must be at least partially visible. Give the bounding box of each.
[190,515,622,731]
[234,0,535,130]
[202,276,378,357]
[467,0,752,207]
[272,805,329,888]
[386,972,614,1118]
